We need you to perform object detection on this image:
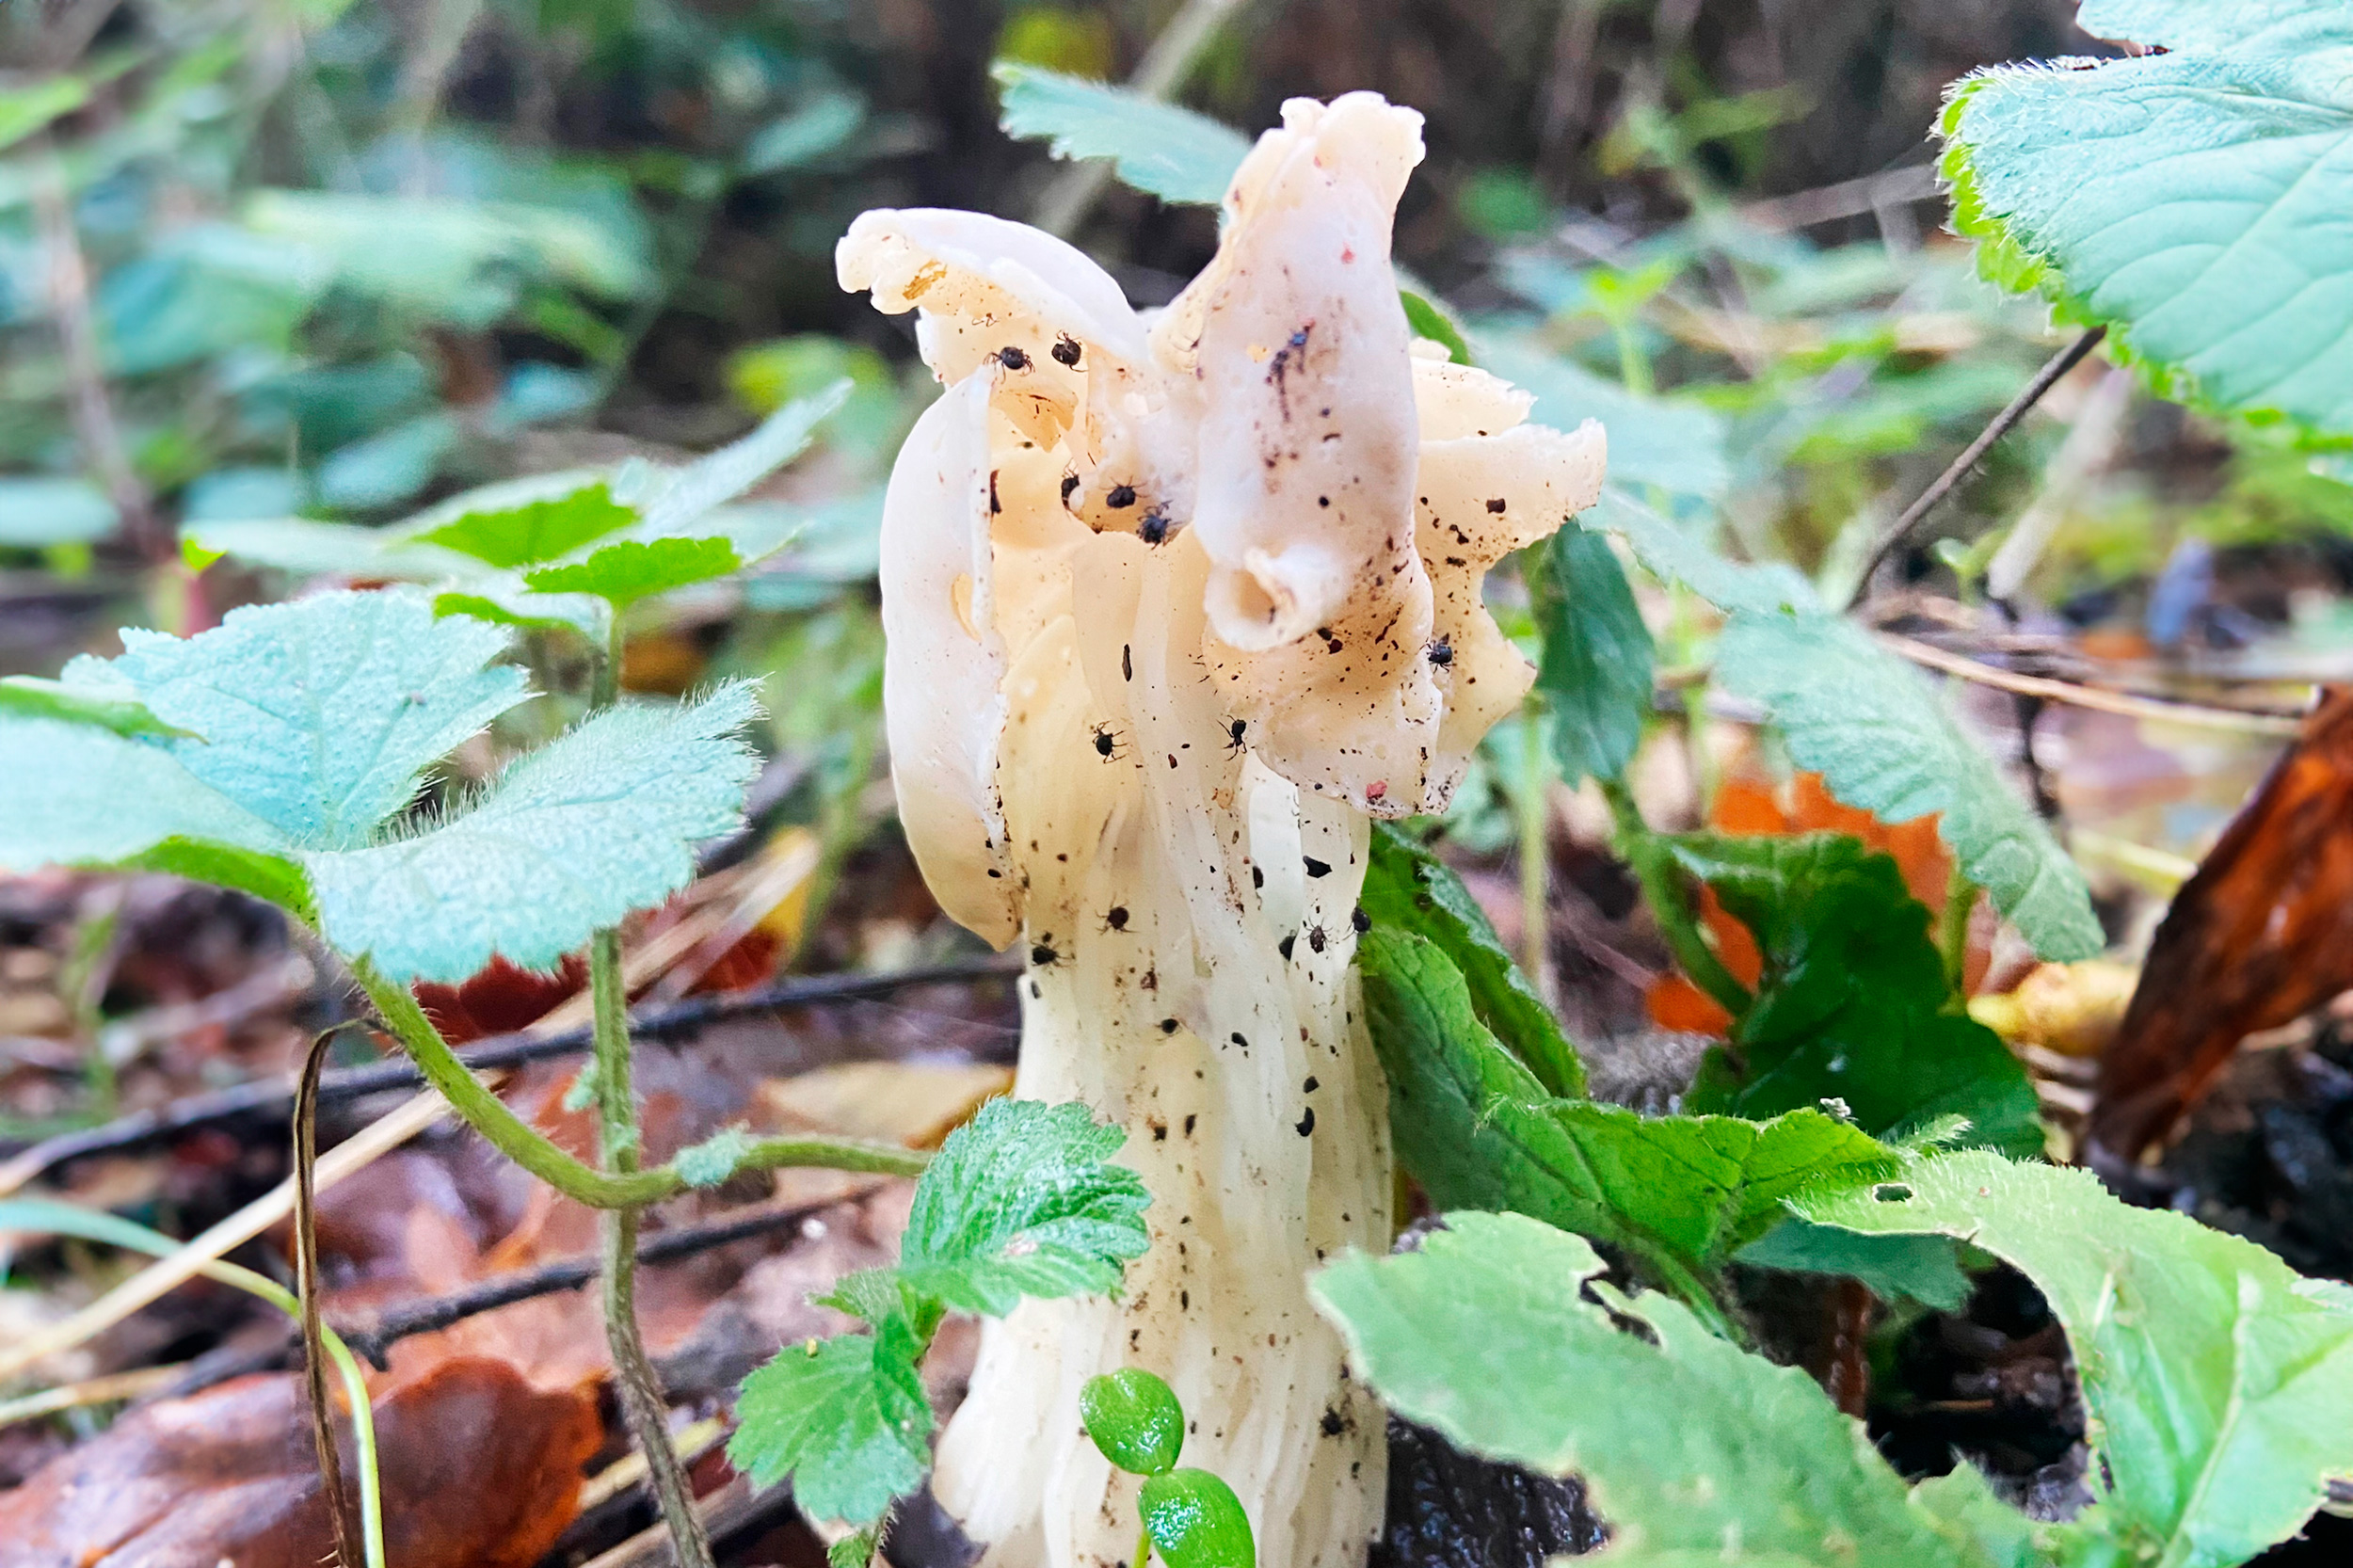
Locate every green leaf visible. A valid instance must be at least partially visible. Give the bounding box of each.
[179,516,495,583]
[1362,826,1585,1097]
[1800,1149,2353,1568]
[895,1098,1151,1318]
[0,477,119,548]
[1709,613,2102,962]
[1535,528,1653,786]
[990,62,1252,206]
[415,482,638,568]
[1356,928,1895,1293]
[0,676,194,740]
[1140,1469,1257,1568]
[431,584,611,643]
[728,1316,935,1528]
[1477,339,1731,504]
[1667,833,2045,1156]
[1944,1,2353,436]
[523,536,744,608]
[1310,1210,2007,1568]
[1080,1368,1186,1476]
[826,1530,878,1568]
[1580,491,1817,618]
[1400,291,1473,365]
[304,683,761,982]
[628,381,851,539]
[1737,1219,1972,1313]
[0,75,92,155]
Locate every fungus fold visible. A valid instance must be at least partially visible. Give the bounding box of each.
[840,90,1605,1568]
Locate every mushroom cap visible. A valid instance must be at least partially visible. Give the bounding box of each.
[842,92,1607,940]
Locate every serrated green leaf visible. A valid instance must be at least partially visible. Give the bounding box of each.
[1737,1219,1972,1312]
[179,515,495,583]
[627,381,850,539]
[99,592,528,850]
[826,1529,878,1568]
[523,536,744,608]
[1945,1,2353,435]
[432,584,611,642]
[1668,833,2045,1156]
[1709,614,2102,961]
[1800,1149,2353,1568]
[1362,825,1584,1097]
[1356,928,1895,1294]
[1140,1469,1257,1568]
[1536,527,1653,786]
[415,481,638,568]
[304,683,761,982]
[728,1316,935,1528]
[991,62,1251,206]
[895,1098,1150,1317]
[0,675,194,739]
[1580,491,1817,618]
[1310,1210,2007,1567]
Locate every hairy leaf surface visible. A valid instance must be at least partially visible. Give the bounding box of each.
[729,1317,935,1527]
[991,62,1252,205]
[1311,1211,2007,1567]
[1801,1150,2353,1568]
[1945,0,2353,435]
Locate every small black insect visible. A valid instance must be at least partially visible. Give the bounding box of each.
[1278,933,1296,961]
[1061,473,1080,505]
[1107,483,1138,509]
[998,344,1031,371]
[1106,905,1130,932]
[1051,334,1082,367]
[1139,512,1172,545]
[1031,940,1062,968]
[1428,636,1454,667]
[1296,1106,1316,1137]
[1305,922,1330,955]
[1224,718,1248,755]
[1090,724,1126,760]
[1160,1016,1181,1034]
[1351,905,1370,934]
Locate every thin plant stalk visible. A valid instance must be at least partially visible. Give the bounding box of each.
[295,1025,365,1567]
[0,1199,386,1568]
[1515,702,1556,1002]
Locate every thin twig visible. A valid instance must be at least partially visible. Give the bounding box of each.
[0,958,1016,1189]
[334,1191,875,1368]
[1847,327,2107,607]
[295,1027,363,1568]
[1874,632,2305,737]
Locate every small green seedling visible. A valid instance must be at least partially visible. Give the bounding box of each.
[1080,1369,1257,1568]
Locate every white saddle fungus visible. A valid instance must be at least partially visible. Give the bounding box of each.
[840,91,1604,1568]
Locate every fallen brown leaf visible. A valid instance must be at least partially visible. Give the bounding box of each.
[2091,687,2353,1162]
[0,1357,599,1568]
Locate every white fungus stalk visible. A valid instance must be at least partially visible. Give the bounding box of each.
[841,92,1605,1568]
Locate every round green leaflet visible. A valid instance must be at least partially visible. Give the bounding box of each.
[1080,1368,1186,1477]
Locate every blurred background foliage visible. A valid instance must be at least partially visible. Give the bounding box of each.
[5,0,2348,890]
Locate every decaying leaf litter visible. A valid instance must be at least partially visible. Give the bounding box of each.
[9,1,2353,1566]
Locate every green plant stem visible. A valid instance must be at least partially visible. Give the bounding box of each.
[350,957,929,1207]
[1134,1518,1153,1568]
[592,608,624,710]
[1937,866,1976,997]
[1600,776,1749,1017]
[591,928,715,1568]
[1515,703,1556,1000]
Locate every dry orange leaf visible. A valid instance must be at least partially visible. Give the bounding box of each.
[2091,688,2353,1162]
[0,1358,599,1568]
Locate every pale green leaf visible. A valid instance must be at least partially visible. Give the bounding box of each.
[895,1097,1151,1317]
[432,584,611,642]
[991,62,1251,205]
[304,682,761,982]
[1536,527,1653,786]
[0,477,118,548]
[1801,1150,2353,1568]
[1477,339,1731,504]
[1355,929,1895,1293]
[1310,1210,2005,1567]
[626,382,850,539]
[1737,1219,1972,1312]
[1945,0,2353,435]
[0,716,298,884]
[178,516,495,583]
[1361,825,1585,1098]
[728,1317,935,1527]
[1580,491,1817,618]
[98,591,528,851]
[1709,614,2102,961]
